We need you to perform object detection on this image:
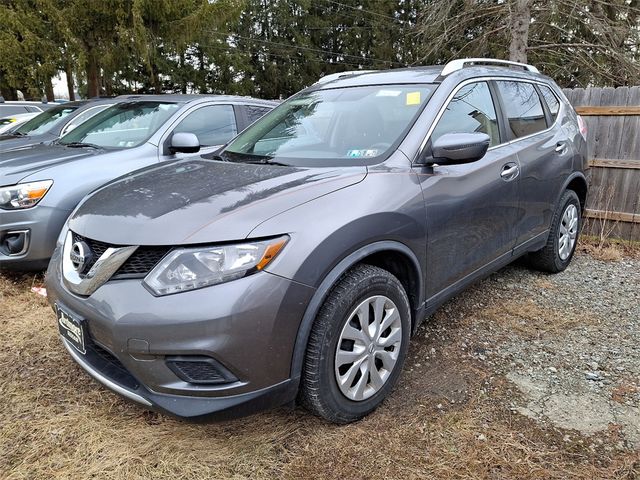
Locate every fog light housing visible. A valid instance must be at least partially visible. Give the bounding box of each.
[165,356,238,385]
[0,230,29,256]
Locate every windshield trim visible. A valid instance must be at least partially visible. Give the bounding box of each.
[222,83,436,167]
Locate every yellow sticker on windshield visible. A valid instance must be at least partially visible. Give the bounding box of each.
[406,91,421,105]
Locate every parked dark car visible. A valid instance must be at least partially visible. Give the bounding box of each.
[0,95,276,268]
[0,99,117,152]
[46,59,589,423]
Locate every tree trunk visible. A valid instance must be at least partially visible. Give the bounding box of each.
[86,51,100,97]
[44,77,55,102]
[151,65,162,94]
[65,60,75,101]
[20,84,34,100]
[509,0,533,63]
[179,52,187,94]
[104,72,113,96]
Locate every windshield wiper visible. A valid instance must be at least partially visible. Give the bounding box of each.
[203,153,225,161]
[243,159,291,167]
[63,141,103,149]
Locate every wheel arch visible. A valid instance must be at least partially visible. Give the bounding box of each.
[562,172,588,212]
[289,241,425,390]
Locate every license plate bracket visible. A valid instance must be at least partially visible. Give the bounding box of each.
[56,303,86,355]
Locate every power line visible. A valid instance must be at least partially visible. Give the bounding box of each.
[206,29,405,66]
[309,1,405,32]
[193,40,381,70]
[318,0,408,26]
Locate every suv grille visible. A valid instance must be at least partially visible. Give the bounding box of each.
[72,232,170,278]
[115,246,170,277]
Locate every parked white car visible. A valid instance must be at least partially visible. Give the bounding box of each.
[0,112,39,134]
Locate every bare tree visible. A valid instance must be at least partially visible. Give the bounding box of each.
[508,0,534,62]
[415,0,640,87]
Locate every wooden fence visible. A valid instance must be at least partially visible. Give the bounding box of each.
[563,86,640,241]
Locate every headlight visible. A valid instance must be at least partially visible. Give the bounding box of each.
[143,236,288,296]
[0,180,53,209]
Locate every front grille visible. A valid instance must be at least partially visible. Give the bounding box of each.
[72,232,170,279]
[72,232,113,275]
[166,357,237,385]
[114,247,170,277]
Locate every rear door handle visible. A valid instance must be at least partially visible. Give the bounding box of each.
[555,142,567,153]
[500,163,519,181]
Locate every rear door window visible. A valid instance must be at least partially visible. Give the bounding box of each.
[173,105,237,147]
[245,105,272,124]
[538,85,560,124]
[496,81,547,138]
[431,81,500,147]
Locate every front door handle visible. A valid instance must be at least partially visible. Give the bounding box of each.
[555,142,567,153]
[500,163,519,181]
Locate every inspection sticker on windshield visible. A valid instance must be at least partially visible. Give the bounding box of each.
[376,89,402,97]
[406,91,421,105]
[347,149,379,158]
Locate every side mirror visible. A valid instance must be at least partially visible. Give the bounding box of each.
[429,132,490,165]
[170,132,200,154]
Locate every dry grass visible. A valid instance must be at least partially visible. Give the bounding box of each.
[478,298,596,340]
[1,267,638,479]
[579,236,640,260]
[580,243,625,262]
[612,381,640,405]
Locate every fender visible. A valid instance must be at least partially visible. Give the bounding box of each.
[556,171,588,210]
[522,171,588,257]
[288,240,425,389]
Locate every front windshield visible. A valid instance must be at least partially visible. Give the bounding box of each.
[15,105,78,136]
[224,84,434,165]
[59,101,180,149]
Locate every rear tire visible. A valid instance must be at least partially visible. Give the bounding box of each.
[299,264,411,424]
[527,189,581,273]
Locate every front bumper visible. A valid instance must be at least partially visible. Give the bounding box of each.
[46,245,315,420]
[0,205,71,270]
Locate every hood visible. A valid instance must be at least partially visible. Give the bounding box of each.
[0,133,56,154]
[0,143,99,185]
[70,158,367,245]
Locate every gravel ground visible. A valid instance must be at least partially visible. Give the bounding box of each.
[422,251,640,450]
[1,248,639,479]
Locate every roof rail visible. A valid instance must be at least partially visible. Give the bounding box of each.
[314,70,378,85]
[440,58,540,76]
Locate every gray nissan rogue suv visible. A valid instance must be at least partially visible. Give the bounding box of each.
[46,59,588,423]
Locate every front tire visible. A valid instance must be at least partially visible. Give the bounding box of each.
[299,264,411,423]
[528,189,581,273]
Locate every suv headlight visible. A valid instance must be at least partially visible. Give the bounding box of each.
[0,180,53,209]
[143,236,288,296]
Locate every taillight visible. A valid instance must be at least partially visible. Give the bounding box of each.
[577,115,587,139]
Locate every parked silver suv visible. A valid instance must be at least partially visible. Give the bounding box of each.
[0,95,276,269]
